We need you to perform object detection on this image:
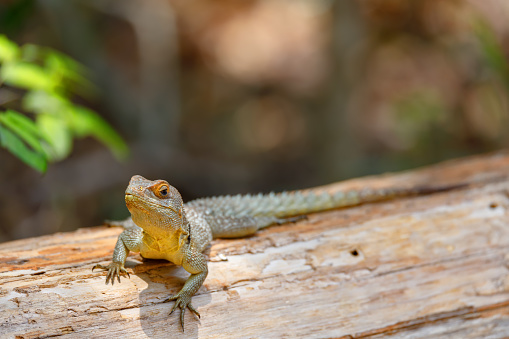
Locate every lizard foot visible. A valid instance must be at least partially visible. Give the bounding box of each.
[92,262,130,285]
[164,293,200,331]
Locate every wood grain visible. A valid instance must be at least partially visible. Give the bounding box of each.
[2,152,509,338]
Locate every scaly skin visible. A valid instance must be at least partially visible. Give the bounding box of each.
[93,175,461,331]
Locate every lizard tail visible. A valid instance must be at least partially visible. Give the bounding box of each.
[280,183,468,218]
[200,183,467,219]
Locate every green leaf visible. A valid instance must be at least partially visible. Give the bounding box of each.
[0,35,20,62]
[1,61,56,91]
[0,124,47,172]
[45,50,86,81]
[0,38,128,172]
[23,90,70,115]
[0,109,46,151]
[44,50,95,97]
[70,107,128,160]
[36,113,72,161]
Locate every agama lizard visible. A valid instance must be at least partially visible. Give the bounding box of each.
[93,175,461,331]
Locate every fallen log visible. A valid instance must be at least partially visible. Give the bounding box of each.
[2,152,509,338]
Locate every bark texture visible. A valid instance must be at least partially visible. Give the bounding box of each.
[2,152,509,338]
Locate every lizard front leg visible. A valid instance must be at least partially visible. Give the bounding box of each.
[166,244,208,331]
[93,227,143,284]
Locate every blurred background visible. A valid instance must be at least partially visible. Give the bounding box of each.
[1,0,509,242]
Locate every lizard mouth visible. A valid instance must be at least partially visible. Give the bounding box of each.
[125,193,149,214]
[125,193,180,216]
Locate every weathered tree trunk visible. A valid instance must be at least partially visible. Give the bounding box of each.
[2,152,509,338]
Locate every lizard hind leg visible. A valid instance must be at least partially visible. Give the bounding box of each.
[210,215,307,239]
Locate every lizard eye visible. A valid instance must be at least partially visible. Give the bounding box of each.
[156,185,169,198]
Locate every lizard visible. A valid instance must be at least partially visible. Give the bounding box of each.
[93,175,463,331]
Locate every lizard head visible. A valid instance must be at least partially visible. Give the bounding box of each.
[125,175,189,243]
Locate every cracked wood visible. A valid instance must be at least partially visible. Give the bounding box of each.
[2,152,509,338]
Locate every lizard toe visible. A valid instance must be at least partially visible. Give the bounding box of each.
[120,267,130,279]
[166,294,197,331]
[180,307,186,331]
[92,264,105,271]
[93,262,128,285]
[165,293,179,304]
[169,299,179,315]
[187,303,200,318]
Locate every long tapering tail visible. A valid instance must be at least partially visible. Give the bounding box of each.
[187,183,466,219]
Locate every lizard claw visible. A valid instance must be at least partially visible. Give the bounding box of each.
[92,262,130,285]
[164,294,200,331]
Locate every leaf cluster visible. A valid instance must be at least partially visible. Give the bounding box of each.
[0,35,128,172]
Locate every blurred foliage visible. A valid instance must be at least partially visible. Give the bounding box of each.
[0,35,128,172]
